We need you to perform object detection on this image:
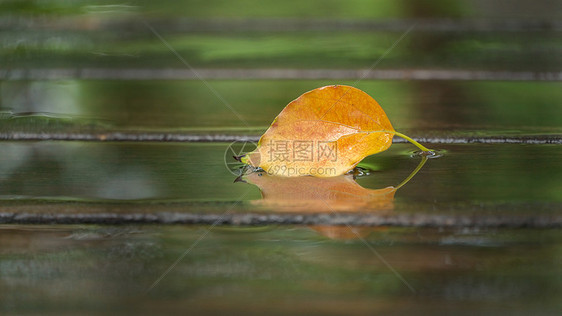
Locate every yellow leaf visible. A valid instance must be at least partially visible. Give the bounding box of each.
[243,85,430,177]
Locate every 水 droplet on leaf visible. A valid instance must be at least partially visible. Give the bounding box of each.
[241,85,432,177]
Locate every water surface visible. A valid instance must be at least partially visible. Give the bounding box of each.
[1,225,560,315]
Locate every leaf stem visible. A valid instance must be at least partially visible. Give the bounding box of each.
[389,131,432,153]
[395,156,428,190]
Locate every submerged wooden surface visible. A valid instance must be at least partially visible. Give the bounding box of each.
[1,209,561,228]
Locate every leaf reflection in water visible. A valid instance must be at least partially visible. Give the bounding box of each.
[241,157,428,239]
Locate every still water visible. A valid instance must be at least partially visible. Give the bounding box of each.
[0,140,561,314]
[0,77,560,314]
[1,225,560,315]
[1,142,561,209]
